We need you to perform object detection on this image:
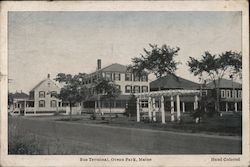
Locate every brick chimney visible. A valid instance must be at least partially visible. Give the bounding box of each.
[97,59,101,70]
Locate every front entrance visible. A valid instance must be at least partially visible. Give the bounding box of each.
[20,110,24,116]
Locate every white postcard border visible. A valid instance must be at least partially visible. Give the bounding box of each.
[0,1,249,167]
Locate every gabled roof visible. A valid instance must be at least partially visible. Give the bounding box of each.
[101,63,127,72]
[89,63,127,75]
[206,78,242,89]
[30,79,46,92]
[10,92,29,99]
[150,74,200,90]
[30,78,61,92]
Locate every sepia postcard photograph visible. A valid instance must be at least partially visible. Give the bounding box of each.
[0,1,249,167]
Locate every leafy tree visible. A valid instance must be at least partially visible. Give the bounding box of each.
[128,44,180,78]
[94,78,121,119]
[187,51,242,113]
[55,73,88,120]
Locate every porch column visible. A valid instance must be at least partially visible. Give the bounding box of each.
[182,101,185,113]
[161,96,165,124]
[194,95,198,110]
[226,102,228,112]
[148,97,152,121]
[24,100,26,115]
[170,96,175,122]
[136,98,140,122]
[94,101,97,113]
[152,98,156,122]
[234,102,238,112]
[176,95,181,122]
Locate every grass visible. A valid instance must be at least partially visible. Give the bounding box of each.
[8,116,91,155]
[60,113,242,136]
[8,120,42,154]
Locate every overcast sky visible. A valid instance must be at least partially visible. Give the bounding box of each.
[8,11,241,93]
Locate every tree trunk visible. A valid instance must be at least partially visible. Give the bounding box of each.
[109,99,112,121]
[214,79,221,113]
[217,79,221,113]
[98,94,101,114]
[69,102,72,121]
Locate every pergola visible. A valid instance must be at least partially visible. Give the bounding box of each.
[134,90,200,124]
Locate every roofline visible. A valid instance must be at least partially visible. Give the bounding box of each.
[87,63,128,76]
[30,78,61,92]
[150,74,201,85]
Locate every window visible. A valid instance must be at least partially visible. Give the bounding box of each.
[134,86,140,93]
[39,91,45,98]
[141,100,148,108]
[201,90,207,96]
[142,86,148,92]
[62,102,69,107]
[221,90,225,98]
[50,100,57,108]
[134,74,140,81]
[231,90,237,98]
[125,85,132,93]
[116,100,126,108]
[125,73,132,81]
[102,72,105,78]
[226,90,231,98]
[141,75,148,82]
[39,100,45,107]
[238,90,242,98]
[115,85,121,90]
[50,91,57,98]
[105,72,112,80]
[101,100,114,108]
[114,73,120,81]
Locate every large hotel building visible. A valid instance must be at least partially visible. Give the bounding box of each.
[82,59,150,114]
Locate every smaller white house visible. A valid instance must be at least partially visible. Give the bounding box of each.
[11,74,81,116]
[8,91,29,115]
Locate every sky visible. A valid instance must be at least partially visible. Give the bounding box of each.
[8,11,242,93]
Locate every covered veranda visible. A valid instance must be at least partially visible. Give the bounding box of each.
[134,90,200,124]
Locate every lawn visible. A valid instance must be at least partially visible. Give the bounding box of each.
[57,112,242,136]
[8,114,242,155]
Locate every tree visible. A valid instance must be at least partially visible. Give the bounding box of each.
[55,73,88,120]
[94,78,121,120]
[128,44,180,78]
[187,51,242,113]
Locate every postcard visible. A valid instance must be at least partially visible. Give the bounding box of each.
[0,1,249,167]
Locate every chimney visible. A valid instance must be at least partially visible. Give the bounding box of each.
[97,59,101,70]
[47,73,50,79]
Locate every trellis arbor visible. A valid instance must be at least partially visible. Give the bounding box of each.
[134,90,200,123]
